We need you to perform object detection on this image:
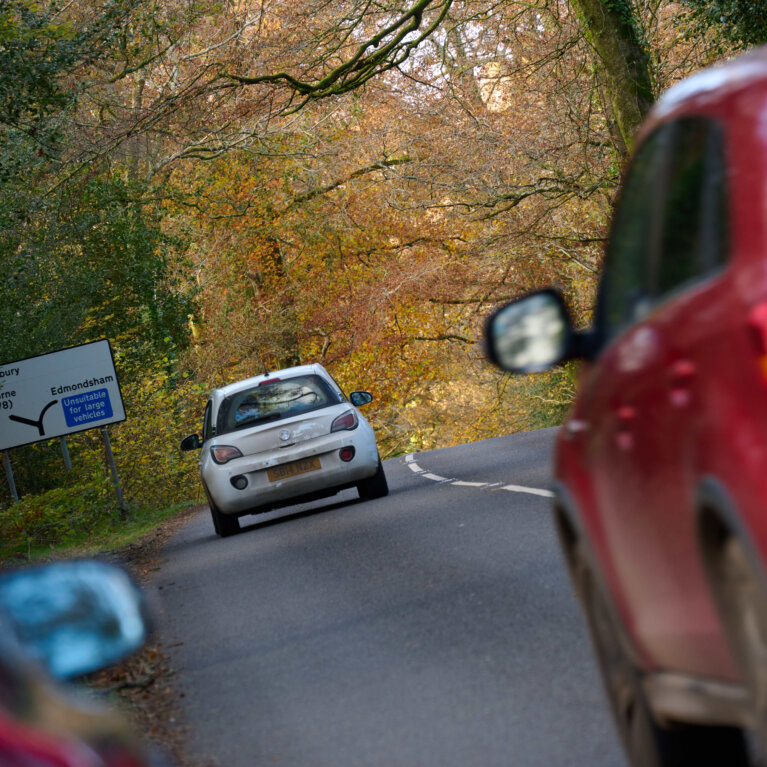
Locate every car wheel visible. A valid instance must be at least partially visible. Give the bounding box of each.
[210,502,240,538]
[574,545,749,767]
[209,505,221,536]
[203,482,241,538]
[357,459,388,500]
[715,536,767,748]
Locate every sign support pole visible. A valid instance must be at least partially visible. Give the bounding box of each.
[60,436,72,471]
[101,427,126,515]
[2,452,18,503]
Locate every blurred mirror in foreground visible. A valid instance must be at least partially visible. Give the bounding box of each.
[487,290,571,373]
[0,561,148,679]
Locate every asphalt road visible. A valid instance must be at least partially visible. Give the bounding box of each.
[153,428,625,766]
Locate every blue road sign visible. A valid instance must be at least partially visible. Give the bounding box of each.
[61,388,114,428]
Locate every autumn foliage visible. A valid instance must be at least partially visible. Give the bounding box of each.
[0,0,752,554]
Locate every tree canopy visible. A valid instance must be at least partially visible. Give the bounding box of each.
[683,0,767,48]
[0,0,754,534]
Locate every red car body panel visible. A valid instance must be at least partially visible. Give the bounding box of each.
[0,709,102,767]
[0,707,148,767]
[556,47,767,685]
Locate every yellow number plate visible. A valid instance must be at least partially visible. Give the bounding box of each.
[267,456,321,482]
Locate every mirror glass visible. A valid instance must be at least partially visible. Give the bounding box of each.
[350,391,373,407]
[180,433,201,451]
[490,292,569,372]
[0,561,148,679]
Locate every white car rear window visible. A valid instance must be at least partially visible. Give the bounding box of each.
[217,375,341,435]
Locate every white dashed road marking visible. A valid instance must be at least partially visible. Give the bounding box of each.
[404,453,554,499]
[500,484,555,498]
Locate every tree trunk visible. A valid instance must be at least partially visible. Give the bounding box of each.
[570,0,654,159]
[263,237,302,369]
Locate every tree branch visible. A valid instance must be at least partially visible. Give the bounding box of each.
[288,156,413,207]
[220,0,454,107]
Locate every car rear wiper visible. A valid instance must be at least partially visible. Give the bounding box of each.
[235,411,282,429]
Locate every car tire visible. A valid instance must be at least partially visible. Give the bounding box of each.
[574,545,749,767]
[357,459,388,500]
[210,502,240,538]
[203,483,241,537]
[713,536,767,750]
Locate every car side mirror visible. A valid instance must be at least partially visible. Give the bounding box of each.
[350,391,373,407]
[180,433,202,451]
[0,561,149,679]
[485,289,576,373]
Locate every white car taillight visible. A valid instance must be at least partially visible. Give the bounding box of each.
[210,445,243,464]
[330,410,358,432]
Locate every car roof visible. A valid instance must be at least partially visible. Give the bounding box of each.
[641,45,767,137]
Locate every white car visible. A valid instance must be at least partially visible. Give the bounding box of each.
[180,363,387,536]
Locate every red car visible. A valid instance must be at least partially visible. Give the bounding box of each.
[486,46,767,766]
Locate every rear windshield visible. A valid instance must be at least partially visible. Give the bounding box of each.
[217,375,342,435]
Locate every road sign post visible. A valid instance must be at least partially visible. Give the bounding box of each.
[2,453,18,503]
[60,437,72,471]
[101,427,126,516]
